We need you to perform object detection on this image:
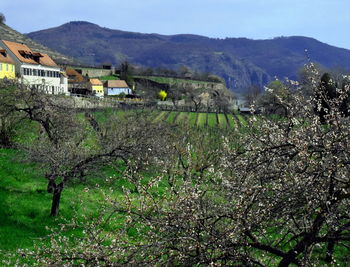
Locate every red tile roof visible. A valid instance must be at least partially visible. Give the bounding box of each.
[66,67,85,82]
[0,46,15,64]
[2,40,58,67]
[89,78,103,86]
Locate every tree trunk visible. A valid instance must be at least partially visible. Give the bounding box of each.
[50,182,64,217]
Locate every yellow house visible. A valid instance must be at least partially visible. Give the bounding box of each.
[0,47,15,79]
[89,78,104,97]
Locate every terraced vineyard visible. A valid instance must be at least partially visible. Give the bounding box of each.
[150,110,251,128]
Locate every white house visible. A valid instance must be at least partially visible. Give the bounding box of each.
[1,40,68,95]
[104,80,132,96]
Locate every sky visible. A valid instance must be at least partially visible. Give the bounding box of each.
[2,0,350,49]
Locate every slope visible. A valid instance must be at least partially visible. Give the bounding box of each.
[0,22,81,66]
[27,21,350,91]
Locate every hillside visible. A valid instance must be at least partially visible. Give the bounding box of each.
[27,21,350,92]
[0,22,80,66]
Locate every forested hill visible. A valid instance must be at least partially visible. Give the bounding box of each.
[27,21,350,92]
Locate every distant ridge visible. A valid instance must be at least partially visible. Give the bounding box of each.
[27,21,350,92]
[0,22,81,66]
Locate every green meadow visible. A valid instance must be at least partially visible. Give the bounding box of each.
[150,110,249,128]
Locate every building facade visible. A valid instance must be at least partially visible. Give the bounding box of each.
[89,78,104,97]
[0,47,15,79]
[65,67,90,95]
[104,80,131,96]
[1,40,68,94]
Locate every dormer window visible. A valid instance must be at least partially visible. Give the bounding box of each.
[0,49,6,57]
[18,50,43,63]
[32,52,43,63]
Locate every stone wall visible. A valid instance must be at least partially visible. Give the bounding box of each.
[74,67,114,78]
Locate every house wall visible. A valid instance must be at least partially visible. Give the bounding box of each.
[0,62,15,79]
[0,41,68,95]
[106,87,131,95]
[92,85,104,97]
[20,63,68,95]
[60,76,69,95]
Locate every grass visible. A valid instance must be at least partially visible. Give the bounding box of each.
[217,113,228,128]
[175,112,189,124]
[236,114,248,126]
[197,113,207,127]
[0,149,59,251]
[166,111,178,123]
[0,108,247,257]
[84,108,249,129]
[153,111,168,122]
[94,74,120,81]
[207,113,217,127]
[226,114,236,128]
[136,76,217,85]
[188,112,198,127]
[0,148,132,256]
[2,108,345,265]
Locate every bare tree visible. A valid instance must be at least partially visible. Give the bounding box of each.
[0,84,175,216]
[30,109,174,216]
[7,67,350,265]
[0,83,22,147]
[211,89,233,112]
[0,13,5,24]
[244,84,262,106]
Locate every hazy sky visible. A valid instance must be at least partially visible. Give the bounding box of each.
[2,0,350,49]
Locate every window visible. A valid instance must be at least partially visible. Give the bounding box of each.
[0,64,2,71]
[5,64,8,71]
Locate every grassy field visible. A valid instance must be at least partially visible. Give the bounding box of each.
[0,108,252,263]
[175,112,189,124]
[133,109,251,129]
[166,111,178,123]
[207,113,218,127]
[153,111,168,122]
[188,112,198,126]
[217,113,228,128]
[226,114,236,128]
[197,113,207,127]
[236,114,248,126]
[94,74,120,81]
[94,108,250,129]
[0,148,136,260]
[136,76,217,85]
[1,107,346,265]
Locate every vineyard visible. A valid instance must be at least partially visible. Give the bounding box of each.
[150,110,250,128]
